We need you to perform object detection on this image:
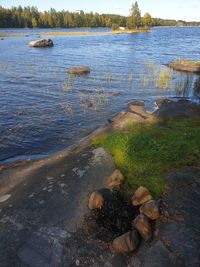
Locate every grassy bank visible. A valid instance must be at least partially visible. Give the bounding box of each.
[94,117,200,198]
[39,30,150,36]
[0,33,29,37]
[0,29,150,38]
[42,31,108,36]
[112,29,150,34]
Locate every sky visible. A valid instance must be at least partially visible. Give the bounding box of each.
[0,0,200,21]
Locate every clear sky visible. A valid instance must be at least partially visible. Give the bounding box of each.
[0,0,200,21]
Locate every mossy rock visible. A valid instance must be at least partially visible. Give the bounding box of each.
[167,60,200,73]
[67,66,90,75]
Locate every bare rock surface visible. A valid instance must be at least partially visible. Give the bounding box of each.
[129,240,181,267]
[158,167,200,267]
[109,101,154,129]
[155,99,200,118]
[29,39,54,47]
[0,145,115,266]
[132,186,152,206]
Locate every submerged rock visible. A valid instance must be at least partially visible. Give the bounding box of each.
[29,39,54,47]
[67,66,90,75]
[140,200,160,220]
[106,169,124,189]
[88,191,104,210]
[133,214,152,242]
[112,230,139,253]
[110,92,120,97]
[132,186,152,206]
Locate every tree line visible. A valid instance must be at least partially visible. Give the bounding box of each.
[0,6,126,28]
[0,4,199,29]
[126,2,200,29]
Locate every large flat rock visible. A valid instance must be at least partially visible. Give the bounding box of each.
[0,145,115,266]
[155,99,200,118]
[158,167,200,267]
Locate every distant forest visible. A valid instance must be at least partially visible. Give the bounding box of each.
[0,5,200,28]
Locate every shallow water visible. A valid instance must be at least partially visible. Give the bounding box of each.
[0,27,200,164]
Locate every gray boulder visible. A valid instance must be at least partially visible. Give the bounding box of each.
[29,39,54,48]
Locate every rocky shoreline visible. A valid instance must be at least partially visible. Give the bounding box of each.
[0,98,200,266]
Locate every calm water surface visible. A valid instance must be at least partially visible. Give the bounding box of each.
[0,27,200,164]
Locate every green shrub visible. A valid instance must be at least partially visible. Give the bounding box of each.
[112,23,119,31]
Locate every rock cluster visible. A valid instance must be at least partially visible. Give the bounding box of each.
[29,39,54,47]
[88,172,160,254]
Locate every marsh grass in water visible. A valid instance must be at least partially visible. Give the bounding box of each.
[141,62,173,90]
[140,61,197,98]
[62,75,75,93]
[94,118,200,198]
[60,63,198,116]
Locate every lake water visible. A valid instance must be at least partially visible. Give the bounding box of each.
[0,27,200,164]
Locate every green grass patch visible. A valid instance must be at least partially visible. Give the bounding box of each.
[94,118,200,198]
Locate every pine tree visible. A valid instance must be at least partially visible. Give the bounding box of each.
[127,1,141,29]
